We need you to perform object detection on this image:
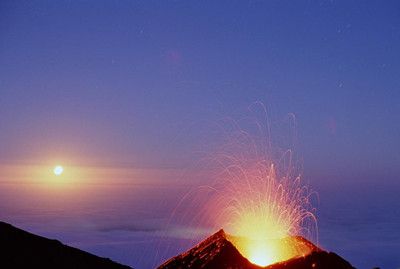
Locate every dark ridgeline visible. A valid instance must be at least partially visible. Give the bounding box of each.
[0,220,356,269]
[158,229,355,269]
[0,221,132,269]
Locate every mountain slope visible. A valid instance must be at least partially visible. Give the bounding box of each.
[158,229,355,269]
[0,221,132,269]
[159,230,260,269]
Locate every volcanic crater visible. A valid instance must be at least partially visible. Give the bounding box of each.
[157,229,355,269]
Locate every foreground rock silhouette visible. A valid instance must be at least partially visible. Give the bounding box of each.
[0,221,132,269]
[158,229,355,269]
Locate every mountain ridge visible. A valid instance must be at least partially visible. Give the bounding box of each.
[0,221,132,269]
[158,229,355,269]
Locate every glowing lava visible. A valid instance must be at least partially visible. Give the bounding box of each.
[171,111,318,267]
[228,234,315,266]
[213,159,317,266]
[240,239,277,266]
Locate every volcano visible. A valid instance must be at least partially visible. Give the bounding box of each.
[157,230,354,269]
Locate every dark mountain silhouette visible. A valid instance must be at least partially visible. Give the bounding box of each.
[158,229,355,269]
[0,221,132,269]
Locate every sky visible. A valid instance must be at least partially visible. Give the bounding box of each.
[1,1,400,268]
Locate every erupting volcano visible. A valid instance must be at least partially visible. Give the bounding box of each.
[214,162,317,267]
[158,114,354,268]
[160,162,326,268]
[158,229,354,269]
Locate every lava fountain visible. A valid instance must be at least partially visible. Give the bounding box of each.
[203,112,318,266]
[209,157,317,266]
[158,109,318,268]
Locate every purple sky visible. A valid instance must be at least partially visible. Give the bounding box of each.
[1,1,400,268]
[1,1,399,173]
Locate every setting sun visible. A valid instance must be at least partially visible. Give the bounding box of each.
[53,165,64,176]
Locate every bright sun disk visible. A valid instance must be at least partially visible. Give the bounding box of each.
[53,165,64,176]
